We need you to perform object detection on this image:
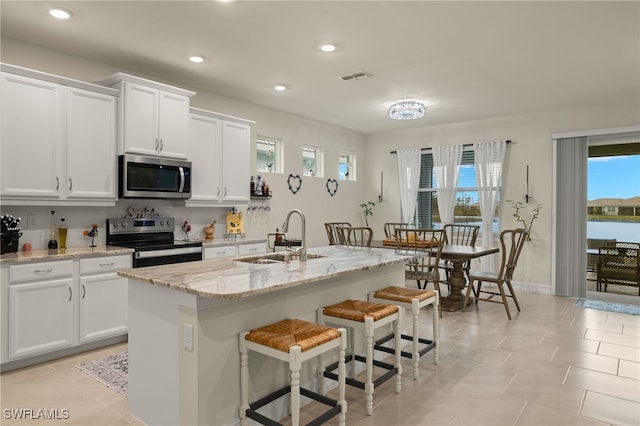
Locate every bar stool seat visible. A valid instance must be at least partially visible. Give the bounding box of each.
[318,299,401,416]
[240,318,347,426]
[369,286,439,380]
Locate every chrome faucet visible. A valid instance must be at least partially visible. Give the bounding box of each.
[282,209,306,261]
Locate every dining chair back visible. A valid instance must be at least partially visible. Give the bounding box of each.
[384,223,409,240]
[335,226,373,247]
[463,228,527,320]
[440,224,480,285]
[324,222,352,245]
[395,228,445,294]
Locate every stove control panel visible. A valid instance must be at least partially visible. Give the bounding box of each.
[107,217,175,235]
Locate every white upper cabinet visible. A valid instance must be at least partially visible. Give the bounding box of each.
[101,73,195,160]
[0,65,119,205]
[187,108,254,206]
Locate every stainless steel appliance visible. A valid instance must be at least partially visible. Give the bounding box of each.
[107,217,202,268]
[119,154,192,199]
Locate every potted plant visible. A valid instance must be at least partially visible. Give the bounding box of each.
[360,201,376,226]
[507,200,542,241]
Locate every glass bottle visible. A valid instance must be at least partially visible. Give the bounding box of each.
[58,217,68,250]
[48,210,58,249]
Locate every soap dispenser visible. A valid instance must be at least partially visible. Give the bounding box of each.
[47,210,58,249]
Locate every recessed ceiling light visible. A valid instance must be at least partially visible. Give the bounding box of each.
[274,84,287,92]
[49,8,72,19]
[189,55,205,63]
[320,44,336,53]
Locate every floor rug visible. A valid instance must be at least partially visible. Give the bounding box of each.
[575,298,640,316]
[76,352,128,399]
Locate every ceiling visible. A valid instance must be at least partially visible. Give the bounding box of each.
[1,1,639,135]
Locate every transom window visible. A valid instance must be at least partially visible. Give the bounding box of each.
[256,137,281,173]
[302,146,323,177]
[338,151,355,180]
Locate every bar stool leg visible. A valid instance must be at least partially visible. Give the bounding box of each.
[239,331,249,426]
[338,330,347,426]
[433,293,440,365]
[289,346,302,426]
[411,298,420,380]
[394,312,402,393]
[364,317,374,416]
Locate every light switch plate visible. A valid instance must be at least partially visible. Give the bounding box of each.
[184,323,194,351]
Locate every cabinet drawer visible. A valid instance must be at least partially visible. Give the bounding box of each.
[238,243,266,256]
[204,246,238,259]
[9,260,74,283]
[80,255,132,275]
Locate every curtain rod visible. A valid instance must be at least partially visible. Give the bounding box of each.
[390,139,511,154]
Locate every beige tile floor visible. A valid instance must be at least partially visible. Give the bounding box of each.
[1,292,639,425]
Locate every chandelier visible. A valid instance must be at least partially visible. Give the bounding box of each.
[389,100,425,120]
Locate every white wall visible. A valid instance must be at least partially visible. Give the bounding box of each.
[1,38,367,249]
[363,105,640,290]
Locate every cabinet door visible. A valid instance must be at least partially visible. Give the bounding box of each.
[0,73,63,198]
[158,92,189,159]
[66,87,117,200]
[79,273,128,343]
[204,245,238,259]
[122,82,159,156]
[8,278,74,359]
[221,121,250,203]
[188,114,222,202]
[238,243,267,256]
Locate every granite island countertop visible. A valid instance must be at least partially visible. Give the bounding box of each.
[119,245,411,300]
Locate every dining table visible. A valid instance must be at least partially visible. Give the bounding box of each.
[371,240,499,312]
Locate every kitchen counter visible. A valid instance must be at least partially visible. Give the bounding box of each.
[200,236,266,248]
[125,245,413,425]
[0,245,134,265]
[119,245,404,300]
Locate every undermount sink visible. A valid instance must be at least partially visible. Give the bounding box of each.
[236,253,326,264]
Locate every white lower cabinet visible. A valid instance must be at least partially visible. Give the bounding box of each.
[238,242,267,256]
[79,256,130,343]
[8,277,74,360]
[4,256,130,364]
[204,245,238,260]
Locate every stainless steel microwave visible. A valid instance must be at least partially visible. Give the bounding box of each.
[118,154,192,199]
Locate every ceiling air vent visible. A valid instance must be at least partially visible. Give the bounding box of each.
[339,71,374,82]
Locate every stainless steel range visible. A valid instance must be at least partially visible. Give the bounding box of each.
[106,217,202,268]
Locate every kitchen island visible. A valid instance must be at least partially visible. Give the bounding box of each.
[119,245,413,426]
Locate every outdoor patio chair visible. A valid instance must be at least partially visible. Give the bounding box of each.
[597,242,640,295]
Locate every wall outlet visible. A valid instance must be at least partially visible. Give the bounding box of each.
[27,214,37,229]
[183,323,194,351]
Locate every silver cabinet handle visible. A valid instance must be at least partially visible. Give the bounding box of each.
[82,284,86,299]
[224,187,227,196]
[216,187,221,196]
[69,177,73,191]
[160,139,163,151]
[34,268,53,274]
[68,286,72,302]
[56,177,59,191]
[99,262,115,268]
[155,138,159,151]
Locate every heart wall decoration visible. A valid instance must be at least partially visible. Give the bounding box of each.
[287,174,303,194]
[326,179,338,196]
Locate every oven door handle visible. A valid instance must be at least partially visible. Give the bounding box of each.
[178,167,185,193]
[135,246,202,259]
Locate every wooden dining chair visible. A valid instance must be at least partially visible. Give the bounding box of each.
[462,228,527,320]
[335,226,373,247]
[395,228,446,294]
[324,222,351,245]
[383,222,409,240]
[440,224,480,291]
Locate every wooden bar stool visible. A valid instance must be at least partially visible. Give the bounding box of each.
[369,286,439,380]
[239,318,347,426]
[318,299,401,416]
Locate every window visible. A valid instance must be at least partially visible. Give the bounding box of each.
[338,151,355,180]
[302,146,323,177]
[416,149,500,232]
[256,137,281,173]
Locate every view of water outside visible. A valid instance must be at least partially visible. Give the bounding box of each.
[588,153,640,243]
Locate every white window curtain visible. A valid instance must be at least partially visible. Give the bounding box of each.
[474,140,507,271]
[396,148,422,224]
[432,145,464,226]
